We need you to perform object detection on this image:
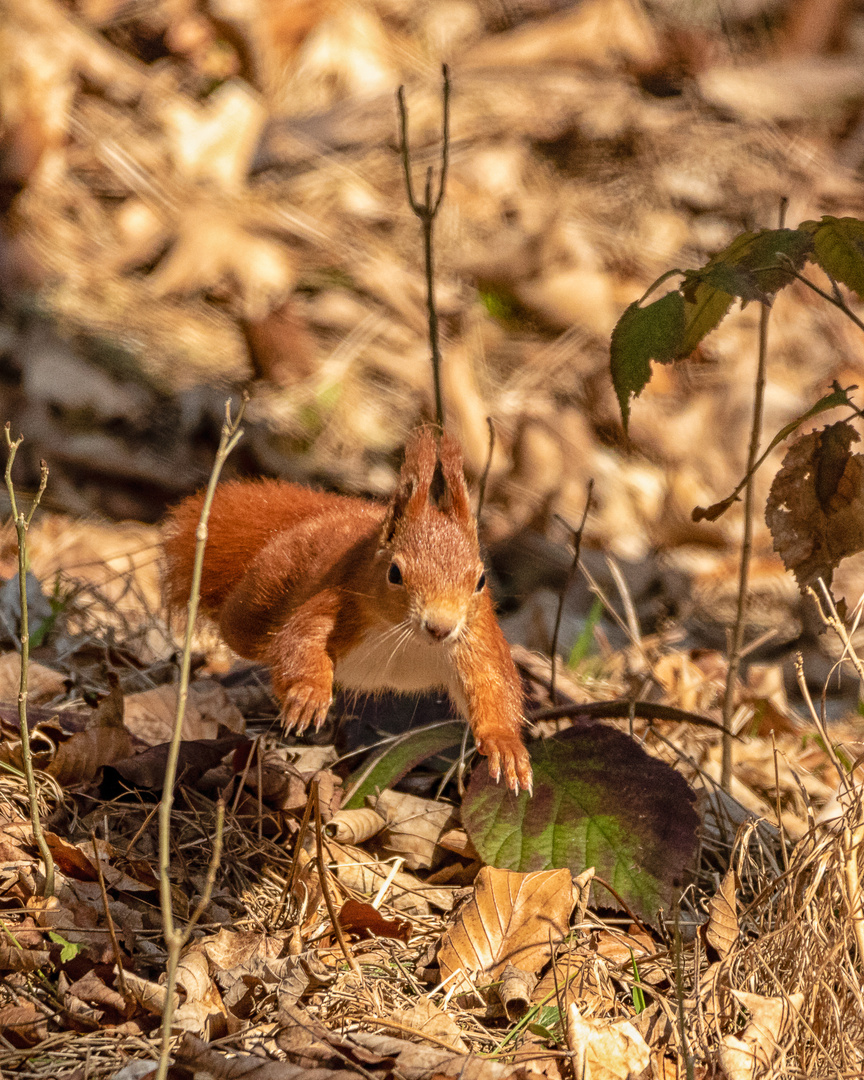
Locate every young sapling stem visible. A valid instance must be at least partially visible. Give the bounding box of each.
[720,299,770,791]
[4,426,54,898]
[156,396,245,1080]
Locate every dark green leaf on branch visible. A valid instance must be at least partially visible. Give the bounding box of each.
[678,280,734,357]
[610,290,685,429]
[462,725,699,923]
[801,216,864,299]
[683,228,811,304]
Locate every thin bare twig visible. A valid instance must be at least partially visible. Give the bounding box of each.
[721,297,771,791]
[475,416,495,525]
[396,65,450,430]
[156,397,246,1080]
[549,482,594,705]
[4,427,54,897]
[314,780,362,979]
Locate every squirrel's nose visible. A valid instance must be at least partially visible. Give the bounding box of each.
[422,617,457,642]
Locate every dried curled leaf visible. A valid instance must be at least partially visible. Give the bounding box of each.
[324,808,386,845]
[438,867,573,997]
[765,420,864,590]
[705,870,738,958]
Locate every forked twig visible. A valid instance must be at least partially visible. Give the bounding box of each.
[396,65,451,430]
[4,426,54,897]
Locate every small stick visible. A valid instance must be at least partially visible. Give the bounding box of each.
[396,65,451,431]
[313,780,362,979]
[90,830,128,999]
[549,482,593,705]
[156,397,245,1080]
[4,428,54,897]
[475,416,495,524]
[720,291,771,792]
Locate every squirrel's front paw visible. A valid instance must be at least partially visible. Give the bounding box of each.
[478,734,533,796]
[279,680,333,734]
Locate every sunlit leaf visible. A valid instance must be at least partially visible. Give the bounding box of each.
[802,215,864,299]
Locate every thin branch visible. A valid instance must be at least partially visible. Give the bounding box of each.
[721,298,771,791]
[156,396,246,1080]
[475,416,495,524]
[314,780,362,979]
[4,428,54,897]
[549,482,594,705]
[396,65,451,430]
[776,256,864,334]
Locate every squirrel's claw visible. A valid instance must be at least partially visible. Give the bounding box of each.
[482,735,533,797]
[280,680,333,734]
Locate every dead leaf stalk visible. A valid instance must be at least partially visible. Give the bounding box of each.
[3,425,54,898]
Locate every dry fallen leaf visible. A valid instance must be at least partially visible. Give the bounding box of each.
[566,1003,651,1080]
[374,789,460,871]
[324,807,386,845]
[0,653,65,704]
[718,989,804,1080]
[44,679,133,786]
[705,870,739,958]
[338,899,411,944]
[438,867,574,998]
[387,998,469,1053]
[123,680,244,745]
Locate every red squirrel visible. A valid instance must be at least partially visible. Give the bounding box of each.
[162,427,532,794]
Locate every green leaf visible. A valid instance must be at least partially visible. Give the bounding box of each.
[695,228,812,296]
[678,280,734,356]
[630,950,647,1013]
[610,290,685,429]
[462,726,698,923]
[802,216,864,299]
[343,721,465,809]
[48,931,83,963]
[568,596,604,667]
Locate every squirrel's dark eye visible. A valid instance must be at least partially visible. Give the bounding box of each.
[476,571,486,592]
[387,561,404,586]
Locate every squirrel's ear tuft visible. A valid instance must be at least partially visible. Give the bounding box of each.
[381,426,438,543]
[437,430,473,524]
[381,427,475,544]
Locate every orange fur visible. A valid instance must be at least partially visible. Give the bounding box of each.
[162,428,532,793]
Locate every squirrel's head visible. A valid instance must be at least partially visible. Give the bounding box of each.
[378,427,486,644]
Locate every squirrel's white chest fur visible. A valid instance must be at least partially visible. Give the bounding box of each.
[334,624,460,698]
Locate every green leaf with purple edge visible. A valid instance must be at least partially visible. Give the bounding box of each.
[801,216,864,299]
[343,721,465,808]
[461,725,699,923]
